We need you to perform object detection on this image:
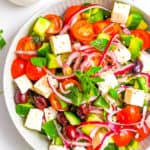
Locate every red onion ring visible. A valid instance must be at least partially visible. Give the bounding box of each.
[15,50,37,55]
[59,82,71,94]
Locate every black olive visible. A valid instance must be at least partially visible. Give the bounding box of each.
[132,59,143,74]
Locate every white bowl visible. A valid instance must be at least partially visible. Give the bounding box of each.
[3,0,150,149]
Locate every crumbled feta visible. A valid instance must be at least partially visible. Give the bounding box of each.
[124,88,145,107]
[49,145,67,150]
[50,34,72,54]
[111,2,130,24]
[25,108,43,131]
[44,107,57,121]
[114,44,131,64]
[14,75,32,94]
[33,75,58,98]
[98,70,118,95]
[140,52,150,72]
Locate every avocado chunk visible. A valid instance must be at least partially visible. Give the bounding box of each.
[64,112,81,125]
[42,120,58,139]
[129,37,143,60]
[16,103,33,117]
[47,53,60,69]
[37,43,51,57]
[33,17,50,37]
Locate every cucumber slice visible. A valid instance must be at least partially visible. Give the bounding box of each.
[31,57,47,67]
[16,103,33,117]
[64,112,81,125]
[37,43,51,57]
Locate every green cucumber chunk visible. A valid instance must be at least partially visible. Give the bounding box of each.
[94,96,109,109]
[37,43,51,57]
[31,57,47,67]
[129,37,143,60]
[120,34,134,47]
[64,112,81,125]
[33,17,50,36]
[137,76,149,92]
[126,13,142,30]
[16,103,33,117]
[42,120,58,138]
[47,53,60,69]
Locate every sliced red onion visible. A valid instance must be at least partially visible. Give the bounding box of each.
[76,133,92,143]
[140,106,147,128]
[47,76,72,104]
[102,23,115,33]
[16,50,37,55]
[117,85,129,93]
[72,42,82,50]
[98,34,119,65]
[73,56,83,71]
[45,68,75,80]
[107,110,141,126]
[60,4,110,34]
[114,63,135,76]
[78,45,94,51]
[145,114,150,129]
[56,55,63,67]
[89,106,103,114]
[90,126,101,138]
[122,28,131,34]
[59,82,71,94]
[66,51,81,66]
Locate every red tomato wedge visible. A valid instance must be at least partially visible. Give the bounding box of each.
[25,61,46,81]
[64,5,82,24]
[71,20,95,44]
[113,130,133,147]
[11,58,27,79]
[44,14,63,34]
[132,29,150,50]
[117,105,142,124]
[16,36,37,60]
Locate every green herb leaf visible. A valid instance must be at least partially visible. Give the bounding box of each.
[42,120,58,138]
[86,66,101,76]
[90,77,104,83]
[31,57,47,67]
[108,88,119,100]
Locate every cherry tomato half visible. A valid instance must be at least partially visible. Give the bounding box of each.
[11,58,27,79]
[71,20,95,44]
[49,93,62,111]
[64,5,82,24]
[16,36,37,60]
[117,105,142,124]
[113,130,133,147]
[132,29,150,50]
[135,123,150,142]
[44,14,63,34]
[25,61,46,81]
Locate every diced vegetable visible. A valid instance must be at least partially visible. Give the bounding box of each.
[42,120,58,138]
[33,17,50,36]
[31,57,47,67]
[64,111,81,125]
[37,42,51,57]
[104,143,118,150]
[120,34,133,47]
[137,20,148,30]
[94,96,109,109]
[108,88,119,100]
[16,103,33,117]
[0,30,6,50]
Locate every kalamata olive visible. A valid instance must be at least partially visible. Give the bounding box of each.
[57,112,68,126]
[65,125,77,140]
[33,95,48,110]
[132,59,143,74]
[15,90,28,104]
[145,48,150,54]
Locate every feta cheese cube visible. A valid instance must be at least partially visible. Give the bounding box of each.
[140,52,150,72]
[44,107,57,121]
[25,108,43,131]
[111,2,130,24]
[73,147,86,150]
[124,88,145,107]
[114,44,131,64]
[49,145,67,150]
[98,70,118,95]
[14,75,32,94]
[50,34,72,54]
[33,75,58,98]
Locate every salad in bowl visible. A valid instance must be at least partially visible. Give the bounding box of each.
[7,0,150,150]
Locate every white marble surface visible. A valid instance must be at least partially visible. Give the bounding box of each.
[0,0,150,150]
